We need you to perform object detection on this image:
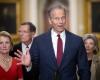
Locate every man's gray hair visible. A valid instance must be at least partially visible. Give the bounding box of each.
[47,1,69,17]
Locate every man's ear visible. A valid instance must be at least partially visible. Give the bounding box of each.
[48,18,52,25]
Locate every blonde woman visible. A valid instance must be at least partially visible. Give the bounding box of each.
[83,34,100,80]
[0,31,23,80]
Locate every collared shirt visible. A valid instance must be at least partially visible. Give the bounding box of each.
[51,29,66,58]
[22,41,32,55]
[21,39,33,71]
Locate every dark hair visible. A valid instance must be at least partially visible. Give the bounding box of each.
[21,22,36,32]
[47,1,69,18]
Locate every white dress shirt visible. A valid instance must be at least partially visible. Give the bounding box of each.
[21,39,33,71]
[22,42,32,55]
[51,29,66,58]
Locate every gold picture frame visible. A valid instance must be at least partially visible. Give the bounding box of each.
[88,0,100,38]
[0,0,21,43]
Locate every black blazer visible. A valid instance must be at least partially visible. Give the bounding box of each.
[10,43,39,80]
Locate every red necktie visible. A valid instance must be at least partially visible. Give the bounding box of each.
[57,34,63,65]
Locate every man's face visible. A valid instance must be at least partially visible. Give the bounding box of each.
[18,25,33,44]
[49,8,66,33]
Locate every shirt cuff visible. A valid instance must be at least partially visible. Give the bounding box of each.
[26,63,32,72]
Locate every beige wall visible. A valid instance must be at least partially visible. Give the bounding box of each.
[0,0,97,37]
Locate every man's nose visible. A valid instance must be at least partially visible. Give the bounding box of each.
[58,18,63,24]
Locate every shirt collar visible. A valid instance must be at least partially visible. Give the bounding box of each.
[22,38,33,49]
[51,28,66,38]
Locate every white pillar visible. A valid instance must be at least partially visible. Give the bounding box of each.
[69,0,84,35]
[78,0,84,36]
[69,0,78,34]
[23,0,38,34]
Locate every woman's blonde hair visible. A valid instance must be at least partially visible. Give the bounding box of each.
[0,31,13,51]
[83,34,99,54]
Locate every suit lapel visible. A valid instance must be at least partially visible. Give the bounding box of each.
[14,43,22,52]
[46,31,58,68]
[18,43,22,51]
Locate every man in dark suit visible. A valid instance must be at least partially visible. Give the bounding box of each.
[15,1,90,80]
[10,22,38,80]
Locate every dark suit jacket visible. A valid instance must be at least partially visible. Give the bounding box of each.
[10,43,39,80]
[30,30,90,80]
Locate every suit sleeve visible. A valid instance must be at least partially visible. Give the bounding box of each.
[77,38,91,80]
[30,37,40,80]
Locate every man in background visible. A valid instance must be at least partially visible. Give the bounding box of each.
[10,22,38,80]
